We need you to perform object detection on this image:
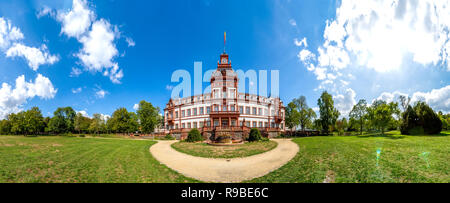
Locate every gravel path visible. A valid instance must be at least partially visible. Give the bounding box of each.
[150,139,299,183]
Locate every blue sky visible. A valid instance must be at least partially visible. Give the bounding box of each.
[0,0,449,119]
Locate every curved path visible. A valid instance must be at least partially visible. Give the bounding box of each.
[150,139,299,183]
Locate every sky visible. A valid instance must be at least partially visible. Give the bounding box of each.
[0,0,449,119]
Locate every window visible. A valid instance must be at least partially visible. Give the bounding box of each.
[246,121,250,127]
[265,122,268,128]
[214,119,219,127]
[199,121,204,128]
[253,121,257,127]
[193,122,197,128]
[187,123,191,129]
[182,110,185,118]
[239,106,243,114]
[230,105,235,111]
[223,105,227,111]
[239,121,243,126]
[207,107,211,114]
[231,120,236,126]
[214,90,219,99]
[246,107,250,114]
[259,122,263,127]
[223,91,227,98]
[175,111,178,118]
[200,107,204,115]
[193,108,197,116]
[175,124,178,129]
[182,123,185,128]
[265,109,268,116]
[214,105,219,111]
[187,109,191,117]
[258,108,262,116]
[252,107,257,115]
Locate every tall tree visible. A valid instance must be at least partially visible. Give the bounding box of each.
[48,107,76,133]
[89,113,105,134]
[317,91,340,134]
[349,99,368,135]
[25,107,45,135]
[136,100,161,134]
[293,96,316,131]
[109,108,138,134]
[285,102,300,133]
[368,100,399,135]
[74,113,91,134]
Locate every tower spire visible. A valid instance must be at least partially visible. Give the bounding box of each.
[224,31,226,53]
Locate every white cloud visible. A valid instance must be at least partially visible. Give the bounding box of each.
[0,74,57,119]
[77,110,90,118]
[95,89,108,99]
[166,85,174,90]
[411,85,450,113]
[289,19,297,26]
[6,43,59,71]
[70,67,83,77]
[133,103,139,111]
[0,17,24,49]
[51,0,124,83]
[298,49,315,62]
[314,67,327,80]
[77,19,118,72]
[294,37,307,47]
[334,88,357,116]
[37,6,56,18]
[56,0,94,38]
[72,87,82,94]
[320,0,450,72]
[374,91,408,104]
[374,86,450,113]
[125,37,135,47]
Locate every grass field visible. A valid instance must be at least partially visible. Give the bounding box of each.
[248,131,450,183]
[1,131,449,183]
[0,136,198,183]
[171,141,278,158]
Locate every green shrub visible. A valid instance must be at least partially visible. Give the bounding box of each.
[186,128,203,142]
[164,134,175,140]
[247,128,262,142]
[79,134,85,137]
[401,102,442,135]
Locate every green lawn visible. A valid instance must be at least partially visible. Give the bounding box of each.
[249,131,450,183]
[171,141,278,159]
[0,136,198,183]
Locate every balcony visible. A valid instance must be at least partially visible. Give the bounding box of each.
[209,110,240,116]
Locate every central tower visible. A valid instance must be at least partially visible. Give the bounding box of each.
[209,52,239,128]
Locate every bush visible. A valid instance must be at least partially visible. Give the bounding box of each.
[186,128,203,142]
[164,134,175,140]
[247,128,262,142]
[401,102,442,135]
[79,134,85,137]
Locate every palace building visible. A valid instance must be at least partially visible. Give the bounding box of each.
[164,51,285,140]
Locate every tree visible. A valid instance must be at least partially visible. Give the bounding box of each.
[89,113,106,134]
[399,95,411,113]
[136,100,161,134]
[0,119,11,135]
[293,96,316,131]
[317,91,340,135]
[285,102,300,133]
[24,107,45,135]
[404,101,442,135]
[74,113,91,134]
[108,108,138,134]
[349,99,367,135]
[368,100,399,135]
[9,112,26,135]
[48,107,76,134]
